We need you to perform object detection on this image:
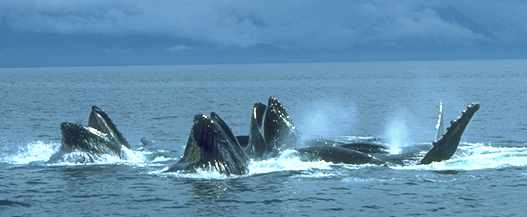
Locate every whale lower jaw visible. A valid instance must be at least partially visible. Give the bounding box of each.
[51,106,131,163]
[88,105,131,149]
[247,96,297,159]
[51,122,124,163]
[167,113,249,176]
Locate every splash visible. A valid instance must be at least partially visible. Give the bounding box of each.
[156,149,337,179]
[48,146,172,167]
[393,143,527,171]
[0,141,59,164]
[247,149,334,175]
[0,140,172,166]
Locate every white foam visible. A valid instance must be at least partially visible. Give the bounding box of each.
[156,149,337,179]
[48,146,173,167]
[0,141,59,164]
[0,140,175,167]
[247,149,334,175]
[155,142,527,179]
[291,170,340,178]
[393,143,527,171]
[49,151,125,166]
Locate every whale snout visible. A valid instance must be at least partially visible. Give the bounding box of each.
[61,122,77,131]
[60,122,84,147]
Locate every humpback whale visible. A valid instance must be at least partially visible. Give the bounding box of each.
[49,106,130,163]
[245,97,297,159]
[242,97,480,165]
[165,97,479,175]
[240,96,387,164]
[88,105,131,149]
[304,102,479,165]
[236,96,389,164]
[166,113,249,175]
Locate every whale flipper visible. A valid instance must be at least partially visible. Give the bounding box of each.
[434,101,445,142]
[88,106,131,149]
[420,103,480,164]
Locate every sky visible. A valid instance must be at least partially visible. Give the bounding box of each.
[1,0,526,67]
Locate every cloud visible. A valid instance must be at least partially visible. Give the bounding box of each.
[2,0,527,51]
[166,44,192,52]
[1,0,527,67]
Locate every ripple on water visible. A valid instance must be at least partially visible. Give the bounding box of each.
[0,199,31,207]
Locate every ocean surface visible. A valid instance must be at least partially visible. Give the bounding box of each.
[1,60,527,217]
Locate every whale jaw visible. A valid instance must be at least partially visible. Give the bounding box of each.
[168,113,249,175]
[248,96,298,159]
[52,106,130,163]
[263,96,297,150]
[88,105,130,149]
[57,122,123,162]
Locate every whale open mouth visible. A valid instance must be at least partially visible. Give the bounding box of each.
[248,102,267,157]
[60,122,120,156]
[88,105,130,149]
[175,113,249,175]
[60,122,85,151]
[262,97,297,152]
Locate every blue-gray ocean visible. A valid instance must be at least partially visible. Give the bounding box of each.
[1,60,526,217]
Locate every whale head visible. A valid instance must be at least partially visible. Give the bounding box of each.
[60,122,122,158]
[248,102,267,158]
[246,96,298,158]
[175,112,249,175]
[262,96,297,153]
[88,105,130,149]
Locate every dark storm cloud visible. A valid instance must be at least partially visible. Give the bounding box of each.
[1,0,526,66]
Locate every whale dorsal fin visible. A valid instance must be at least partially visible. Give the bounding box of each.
[434,101,445,143]
[420,103,480,164]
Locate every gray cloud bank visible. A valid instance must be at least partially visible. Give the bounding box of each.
[1,0,526,67]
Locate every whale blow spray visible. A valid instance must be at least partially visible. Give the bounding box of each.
[296,100,357,143]
[385,115,409,154]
